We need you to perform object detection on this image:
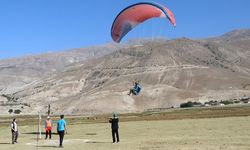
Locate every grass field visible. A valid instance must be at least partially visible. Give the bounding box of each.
[1,105,250,150]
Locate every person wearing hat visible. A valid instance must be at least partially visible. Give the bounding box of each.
[45,116,53,139]
[109,113,119,143]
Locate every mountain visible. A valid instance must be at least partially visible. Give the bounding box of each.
[219,29,250,41]
[1,29,250,115]
[0,43,124,94]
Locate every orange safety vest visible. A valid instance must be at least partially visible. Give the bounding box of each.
[46,120,52,130]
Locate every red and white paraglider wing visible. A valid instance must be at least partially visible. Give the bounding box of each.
[111,2,176,43]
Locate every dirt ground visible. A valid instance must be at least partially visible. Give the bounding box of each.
[1,114,250,150]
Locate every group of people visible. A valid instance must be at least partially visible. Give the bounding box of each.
[10,113,119,147]
[10,114,67,147]
[44,114,67,147]
[43,115,67,147]
[9,81,140,147]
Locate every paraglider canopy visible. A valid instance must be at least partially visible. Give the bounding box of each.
[111,2,176,43]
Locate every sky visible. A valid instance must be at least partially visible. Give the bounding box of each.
[0,0,250,59]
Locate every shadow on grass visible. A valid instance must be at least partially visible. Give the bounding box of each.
[30,138,57,140]
[85,133,97,135]
[86,141,112,144]
[37,145,58,148]
[0,142,11,144]
[23,132,58,135]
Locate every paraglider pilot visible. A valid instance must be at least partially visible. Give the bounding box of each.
[128,81,141,96]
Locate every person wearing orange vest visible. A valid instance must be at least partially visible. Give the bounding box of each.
[45,116,53,139]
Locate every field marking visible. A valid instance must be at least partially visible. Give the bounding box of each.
[26,139,90,146]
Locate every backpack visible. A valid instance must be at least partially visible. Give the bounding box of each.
[135,85,141,94]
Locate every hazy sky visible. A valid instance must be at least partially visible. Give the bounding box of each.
[0,0,250,59]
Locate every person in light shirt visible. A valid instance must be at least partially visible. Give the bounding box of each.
[11,118,18,144]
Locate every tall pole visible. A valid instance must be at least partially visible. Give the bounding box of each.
[38,111,41,139]
[48,104,51,116]
[37,111,41,149]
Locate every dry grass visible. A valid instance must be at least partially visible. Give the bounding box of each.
[1,105,250,150]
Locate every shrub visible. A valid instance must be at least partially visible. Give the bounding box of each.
[8,109,13,114]
[180,101,194,108]
[234,100,240,104]
[14,109,21,114]
[220,100,234,105]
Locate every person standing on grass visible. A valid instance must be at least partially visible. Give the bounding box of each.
[45,116,53,139]
[57,115,67,148]
[11,118,18,144]
[109,113,119,143]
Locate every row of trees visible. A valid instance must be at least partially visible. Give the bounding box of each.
[180,97,249,108]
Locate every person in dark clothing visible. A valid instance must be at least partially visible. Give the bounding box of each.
[109,113,119,143]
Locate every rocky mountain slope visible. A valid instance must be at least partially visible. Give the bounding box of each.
[1,29,250,115]
[0,43,123,94]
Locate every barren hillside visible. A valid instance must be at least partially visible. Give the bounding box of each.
[0,43,123,94]
[1,29,250,115]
